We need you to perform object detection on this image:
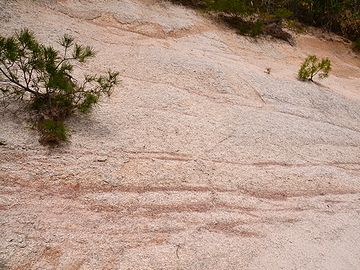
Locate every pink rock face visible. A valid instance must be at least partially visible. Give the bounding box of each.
[0,0,360,269]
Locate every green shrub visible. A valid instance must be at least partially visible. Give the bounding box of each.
[294,0,359,41]
[208,0,253,15]
[38,119,68,145]
[284,19,305,33]
[273,8,293,20]
[298,55,332,82]
[169,0,360,42]
[167,0,209,8]
[219,15,263,37]
[0,29,119,144]
[250,20,264,37]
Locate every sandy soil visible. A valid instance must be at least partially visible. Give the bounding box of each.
[1,0,360,269]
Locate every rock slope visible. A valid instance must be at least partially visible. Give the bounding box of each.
[1,0,360,269]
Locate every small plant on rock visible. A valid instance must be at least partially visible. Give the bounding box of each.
[0,29,119,145]
[298,55,331,82]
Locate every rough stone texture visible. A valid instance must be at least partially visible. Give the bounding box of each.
[0,0,360,269]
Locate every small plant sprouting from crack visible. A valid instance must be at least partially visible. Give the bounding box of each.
[298,55,331,82]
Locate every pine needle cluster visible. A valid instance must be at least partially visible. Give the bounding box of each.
[0,29,119,144]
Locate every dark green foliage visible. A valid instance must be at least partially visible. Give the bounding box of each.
[284,19,305,33]
[0,29,119,144]
[169,0,293,41]
[219,15,263,37]
[207,0,253,15]
[291,0,359,40]
[38,119,68,145]
[298,55,332,82]
[169,0,360,43]
[273,8,293,20]
[79,93,99,113]
[168,0,208,8]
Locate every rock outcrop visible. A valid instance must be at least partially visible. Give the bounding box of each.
[1,0,360,269]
